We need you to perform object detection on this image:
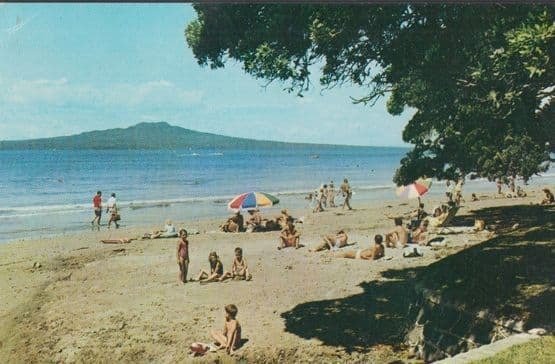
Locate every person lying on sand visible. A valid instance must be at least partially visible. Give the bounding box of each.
[142,220,178,239]
[220,211,244,233]
[309,230,348,252]
[211,304,242,356]
[220,247,252,282]
[541,188,554,205]
[100,238,136,244]
[336,234,385,260]
[385,217,409,248]
[278,218,301,250]
[197,251,224,283]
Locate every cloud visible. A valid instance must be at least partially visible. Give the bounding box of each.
[0,78,203,109]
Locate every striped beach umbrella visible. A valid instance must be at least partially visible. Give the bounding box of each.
[227,191,280,210]
[396,178,433,199]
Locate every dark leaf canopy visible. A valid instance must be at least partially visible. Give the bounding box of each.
[186,4,554,185]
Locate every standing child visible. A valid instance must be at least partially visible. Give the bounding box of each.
[211,304,242,355]
[220,247,252,281]
[176,229,189,284]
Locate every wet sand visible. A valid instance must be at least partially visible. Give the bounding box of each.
[0,190,547,362]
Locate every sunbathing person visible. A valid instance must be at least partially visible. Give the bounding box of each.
[309,230,348,252]
[336,234,385,260]
[276,209,291,229]
[516,186,527,197]
[197,251,224,283]
[142,220,178,239]
[245,209,263,232]
[541,188,554,205]
[411,220,429,246]
[220,247,252,281]
[278,218,301,250]
[210,304,242,355]
[385,217,409,248]
[425,204,454,228]
[221,211,244,233]
[100,238,136,244]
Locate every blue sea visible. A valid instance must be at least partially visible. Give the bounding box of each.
[1,147,553,243]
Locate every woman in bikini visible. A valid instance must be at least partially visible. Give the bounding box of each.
[336,234,384,260]
[309,230,348,252]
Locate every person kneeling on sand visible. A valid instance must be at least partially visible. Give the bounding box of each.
[220,247,252,281]
[385,217,409,248]
[336,234,385,260]
[197,251,224,283]
[278,218,301,250]
[309,230,348,252]
[211,304,242,356]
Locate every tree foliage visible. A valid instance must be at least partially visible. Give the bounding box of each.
[186,4,554,185]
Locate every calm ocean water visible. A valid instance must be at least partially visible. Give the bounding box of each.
[1,147,553,242]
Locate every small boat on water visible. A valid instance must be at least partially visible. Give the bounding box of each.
[310,154,320,159]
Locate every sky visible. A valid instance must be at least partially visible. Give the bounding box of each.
[0,4,413,147]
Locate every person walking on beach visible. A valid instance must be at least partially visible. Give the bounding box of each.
[327,181,336,207]
[340,178,353,210]
[91,191,102,230]
[176,229,189,284]
[106,192,120,229]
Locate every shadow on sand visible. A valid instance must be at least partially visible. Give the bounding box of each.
[281,204,555,355]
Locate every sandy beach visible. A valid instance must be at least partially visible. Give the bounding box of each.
[0,189,550,362]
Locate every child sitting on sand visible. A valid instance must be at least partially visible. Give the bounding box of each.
[211,304,242,355]
[309,230,348,252]
[220,247,252,281]
[197,251,224,283]
[336,234,385,260]
[278,218,301,250]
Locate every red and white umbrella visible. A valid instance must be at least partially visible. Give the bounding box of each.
[396,178,432,199]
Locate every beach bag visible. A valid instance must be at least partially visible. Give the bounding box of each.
[403,245,423,258]
[113,213,121,221]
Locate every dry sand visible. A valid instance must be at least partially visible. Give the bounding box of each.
[0,190,546,362]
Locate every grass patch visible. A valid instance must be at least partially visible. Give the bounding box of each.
[471,336,555,364]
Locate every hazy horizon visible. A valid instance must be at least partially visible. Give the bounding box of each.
[0,121,412,148]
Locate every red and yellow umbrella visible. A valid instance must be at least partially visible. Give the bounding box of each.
[228,191,280,210]
[396,178,433,199]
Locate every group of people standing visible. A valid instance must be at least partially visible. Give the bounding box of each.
[309,178,353,212]
[91,191,120,230]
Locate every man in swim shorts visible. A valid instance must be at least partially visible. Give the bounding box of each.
[91,191,102,230]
